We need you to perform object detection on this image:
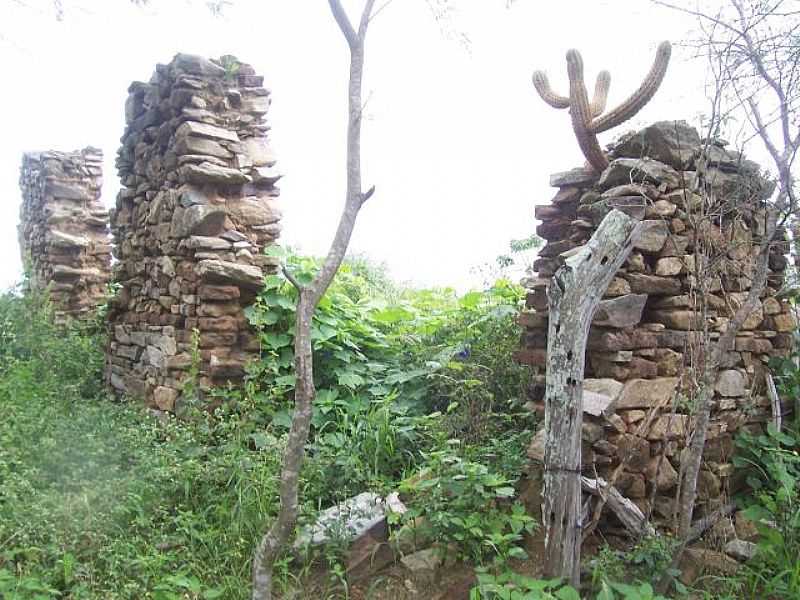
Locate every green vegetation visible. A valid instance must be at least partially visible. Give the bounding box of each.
[0,255,533,599]
[714,419,800,597]
[0,289,279,599]
[3,258,800,600]
[470,572,670,600]
[677,348,800,600]
[469,533,677,600]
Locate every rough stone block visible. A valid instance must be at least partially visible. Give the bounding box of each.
[616,378,679,409]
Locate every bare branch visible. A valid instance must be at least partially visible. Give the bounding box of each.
[731,0,792,151]
[652,0,741,36]
[748,96,783,166]
[361,184,376,205]
[282,265,303,291]
[358,0,379,40]
[328,0,358,48]
[251,3,379,598]
[370,0,394,23]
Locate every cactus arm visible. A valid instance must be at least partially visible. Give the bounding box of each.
[567,49,609,172]
[590,71,611,117]
[590,41,671,134]
[533,71,570,109]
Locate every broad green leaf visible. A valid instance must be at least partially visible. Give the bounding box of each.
[316,388,339,403]
[555,585,580,600]
[264,245,288,258]
[596,582,615,600]
[275,374,296,388]
[264,332,291,349]
[337,371,365,389]
[263,274,284,289]
[372,305,415,323]
[459,291,483,310]
[272,410,293,429]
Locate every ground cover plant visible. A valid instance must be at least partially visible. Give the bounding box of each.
[0,289,281,599]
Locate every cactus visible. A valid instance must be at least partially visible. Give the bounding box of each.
[533,41,672,172]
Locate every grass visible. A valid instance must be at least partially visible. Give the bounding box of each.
[0,292,280,599]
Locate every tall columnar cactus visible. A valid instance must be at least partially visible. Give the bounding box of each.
[533,41,672,172]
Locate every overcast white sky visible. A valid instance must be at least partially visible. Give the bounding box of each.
[0,0,708,291]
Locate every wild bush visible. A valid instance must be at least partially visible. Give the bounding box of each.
[243,253,533,497]
[399,438,535,567]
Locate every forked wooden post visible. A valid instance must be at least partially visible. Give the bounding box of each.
[542,209,643,586]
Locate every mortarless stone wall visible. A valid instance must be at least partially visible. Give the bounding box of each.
[106,53,281,410]
[519,121,796,528]
[18,148,111,323]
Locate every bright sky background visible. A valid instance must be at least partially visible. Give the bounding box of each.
[0,0,709,292]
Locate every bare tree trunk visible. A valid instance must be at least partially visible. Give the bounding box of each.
[542,209,642,586]
[251,2,377,598]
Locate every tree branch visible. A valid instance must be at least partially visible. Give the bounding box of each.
[358,0,379,39]
[748,96,783,167]
[370,0,394,23]
[732,0,792,151]
[328,0,358,48]
[282,265,303,291]
[361,184,376,205]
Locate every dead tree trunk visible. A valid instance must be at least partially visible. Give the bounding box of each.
[542,209,643,586]
[250,2,377,599]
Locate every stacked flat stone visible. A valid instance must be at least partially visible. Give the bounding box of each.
[18,148,111,323]
[519,121,796,527]
[106,53,281,411]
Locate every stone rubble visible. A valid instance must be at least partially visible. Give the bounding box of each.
[518,120,796,527]
[105,53,282,409]
[18,148,111,323]
[294,492,407,583]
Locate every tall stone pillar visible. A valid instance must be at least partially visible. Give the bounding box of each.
[106,54,281,410]
[18,148,111,323]
[519,121,795,526]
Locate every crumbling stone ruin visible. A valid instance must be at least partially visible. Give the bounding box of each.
[519,120,796,530]
[106,53,281,410]
[18,148,111,323]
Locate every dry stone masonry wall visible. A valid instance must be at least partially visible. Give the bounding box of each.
[18,148,111,323]
[519,121,796,528]
[106,53,281,410]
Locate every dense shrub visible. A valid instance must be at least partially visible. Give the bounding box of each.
[243,252,533,501]
[725,422,800,598]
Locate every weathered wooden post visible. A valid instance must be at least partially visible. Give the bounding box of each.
[542,209,642,585]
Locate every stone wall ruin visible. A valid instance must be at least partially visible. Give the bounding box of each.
[106,53,281,410]
[18,148,111,323]
[519,120,796,529]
